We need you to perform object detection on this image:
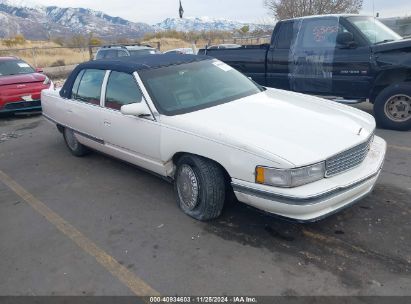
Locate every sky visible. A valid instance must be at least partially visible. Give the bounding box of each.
[15,0,411,24]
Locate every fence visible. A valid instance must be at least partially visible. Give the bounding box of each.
[0,35,270,70]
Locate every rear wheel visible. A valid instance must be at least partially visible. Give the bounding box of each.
[63,128,89,157]
[374,83,411,131]
[174,154,225,221]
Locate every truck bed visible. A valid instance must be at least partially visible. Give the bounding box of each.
[199,44,269,84]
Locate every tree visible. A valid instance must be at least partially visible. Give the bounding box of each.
[264,0,363,20]
[69,35,88,47]
[52,37,65,46]
[13,34,26,45]
[239,25,250,36]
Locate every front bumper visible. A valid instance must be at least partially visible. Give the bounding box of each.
[0,100,42,113]
[232,136,387,222]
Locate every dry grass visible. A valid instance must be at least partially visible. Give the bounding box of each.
[142,38,206,51]
[0,37,240,68]
[142,37,227,51]
[0,40,90,68]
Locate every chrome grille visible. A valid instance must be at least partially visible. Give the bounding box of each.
[325,135,374,177]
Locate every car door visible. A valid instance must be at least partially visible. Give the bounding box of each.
[66,68,106,143]
[331,18,372,99]
[289,17,339,95]
[100,70,162,173]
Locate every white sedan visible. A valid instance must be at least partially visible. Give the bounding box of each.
[41,54,386,222]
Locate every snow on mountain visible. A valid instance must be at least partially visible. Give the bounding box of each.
[154,17,272,32]
[0,1,153,40]
[0,1,272,40]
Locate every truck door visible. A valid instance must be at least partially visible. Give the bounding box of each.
[267,21,296,90]
[332,18,372,99]
[289,17,339,95]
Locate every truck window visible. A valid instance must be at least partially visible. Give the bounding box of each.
[74,69,106,105]
[104,71,142,110]
[300,18,339,48]
[275,22,295,49]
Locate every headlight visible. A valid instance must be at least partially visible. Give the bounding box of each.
[256,162,325,188]
[43,76,51,85]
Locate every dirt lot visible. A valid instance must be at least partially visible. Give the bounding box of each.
[0,103,410,296]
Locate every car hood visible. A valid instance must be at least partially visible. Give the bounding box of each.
[161,89,376,167]
[0,73,46,86]
[372,38,411,69]
[372,38,411,53]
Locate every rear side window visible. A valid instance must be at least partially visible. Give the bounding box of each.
[118,50,128,57]
[275,22,295,49]
[299,18,339,48]
[73,69,105,105]
[96,49,123,59]
[71,70,84,98]
[104,71,142,110]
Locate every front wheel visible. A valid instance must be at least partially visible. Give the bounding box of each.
[63,128,89,157]
[174,154,226,221]
[374,83,411,131]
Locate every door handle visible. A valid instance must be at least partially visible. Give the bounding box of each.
[103,120,111,127]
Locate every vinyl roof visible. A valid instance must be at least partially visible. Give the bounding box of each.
[60,54,212,99]
[77,53,211,73]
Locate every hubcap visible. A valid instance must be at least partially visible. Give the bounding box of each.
[65,129,78,151]
[176,164,199,210]
[384,94,411,122]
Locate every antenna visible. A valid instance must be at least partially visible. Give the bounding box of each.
[372,0,376,43]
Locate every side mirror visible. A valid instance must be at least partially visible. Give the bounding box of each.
[121,102,151,117]
[35,67,44,73]
[336,32,357,48]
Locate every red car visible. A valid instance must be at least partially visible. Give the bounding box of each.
[0,57,51,114]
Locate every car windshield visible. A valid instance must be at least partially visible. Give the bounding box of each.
[0,60,35,76]
[139,59,263,115]
[128,49,156,56]
[347,16,402,44]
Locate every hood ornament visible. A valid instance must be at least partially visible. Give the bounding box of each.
[357,128,363,136]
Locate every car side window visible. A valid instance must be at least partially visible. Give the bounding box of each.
[71,69,85,99]
[275,22,295,49]
[97,49,118,59]
[95,51,104,60]
[75,69,106,105]
[118,50,128,57]
[104,71,142,110]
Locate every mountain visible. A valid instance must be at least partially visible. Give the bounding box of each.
[0,1,272,41]
[154,17,272,33]
[0,0,153,40]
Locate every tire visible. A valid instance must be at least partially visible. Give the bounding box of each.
[374,83,411,131]
[174,154,226,221]
[63,128,89,157]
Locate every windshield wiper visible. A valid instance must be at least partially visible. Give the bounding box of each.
[374,39,395,45]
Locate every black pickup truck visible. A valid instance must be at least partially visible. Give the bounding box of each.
[199,15,411,130]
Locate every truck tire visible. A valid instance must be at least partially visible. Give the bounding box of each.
[63,128,89,157]
[174,154,225,221]
[374,83,411,131]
